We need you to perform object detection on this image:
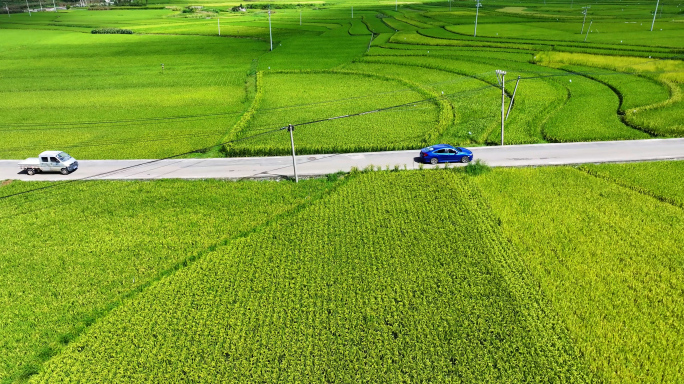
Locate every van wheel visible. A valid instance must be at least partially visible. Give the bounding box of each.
[60,168,69,175]
[27,168,35,176]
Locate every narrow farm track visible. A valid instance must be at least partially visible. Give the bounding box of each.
[2,138,683,182]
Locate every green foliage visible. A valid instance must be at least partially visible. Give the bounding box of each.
[0,29,267,159]
[90,27,133,34]
[464,158,491,175]
[578,161,684,208]
[474,166,684,383]
[0,178,336,382]
[1,4,682,159]
[226,70,441,156]
[32,171,591,383]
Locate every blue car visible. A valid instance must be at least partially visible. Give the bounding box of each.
[420,144,473,165]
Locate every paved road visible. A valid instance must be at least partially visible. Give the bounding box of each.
[1,138,683,181]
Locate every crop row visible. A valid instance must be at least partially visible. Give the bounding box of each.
[33,170,590,382]
[0,178,335,382]
[225,69,448,156]
[578,161,684,208]
[474,165,684,383]
[0,30,268,159]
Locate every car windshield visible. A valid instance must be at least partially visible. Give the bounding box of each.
[57,152,71,161]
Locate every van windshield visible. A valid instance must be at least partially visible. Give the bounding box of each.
[57,152,71,161]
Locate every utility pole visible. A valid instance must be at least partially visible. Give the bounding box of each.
[496,70,506,145]
[38,0,42,11]
[395,0,397,11]
[581,6,590,34]
[52,0,56,12]
[299,9,301,25]
[474,0,482,37]
[584,19,592,41]
[650,0,659,31]
[268,8,273,51]
[5,3,10,16]
[26,0,30,16]
[218,18,220,36]
[287,124,298,183]
[506,75,520,120]
[351,5,353,18]
[367,33,374,52]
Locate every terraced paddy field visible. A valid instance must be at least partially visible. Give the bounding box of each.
[0,0,682,159]
[1,161,683,382]
[1,1,684,383]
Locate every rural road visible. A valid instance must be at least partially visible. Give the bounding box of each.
[1,138,683,181]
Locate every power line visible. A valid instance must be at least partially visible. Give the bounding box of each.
[0,71,495,131]
[0,127,284,201]
[1,85,493,202]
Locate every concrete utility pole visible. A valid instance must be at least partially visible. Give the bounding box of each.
[351,5,353,18]
[6,3,10,16]
[584,20,592,41]
[52,0,56,12]
[496,70,506,145]
[581,6,590,34]
[26,0,30,16]
[218,18,220,36]
[650,0,660,31]
[506,75,521,120]
[268,9,273,51]
[299,9,301,25]
[38,0,42,11]
[287,124,298,183]
[474,0,482,37]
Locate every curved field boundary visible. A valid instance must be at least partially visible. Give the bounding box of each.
[355,56,496,142]
[539,83,572,142]
[349,19,372,36]
[531,52,683,136]
[556,66,657,138]
[442,25,682,55]
[361,13,394,34]
[225,68,452,156]
[381,10,434,29]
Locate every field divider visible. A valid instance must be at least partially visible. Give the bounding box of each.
[219,71,265,154]
[36,173,357,377]
[558,66,659,138]
[456,171,595,382]
[227,68,452,155]
[576,165,683,209]
[357,56,502,143]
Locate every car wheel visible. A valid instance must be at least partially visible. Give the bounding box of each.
[60,168,69,175]
[430,158,438,165]
[27,168,35,176]
[461,156,471,163]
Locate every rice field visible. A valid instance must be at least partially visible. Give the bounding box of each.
[1,162,683,382]
[0,0,682,159]
[1,2,684,382]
